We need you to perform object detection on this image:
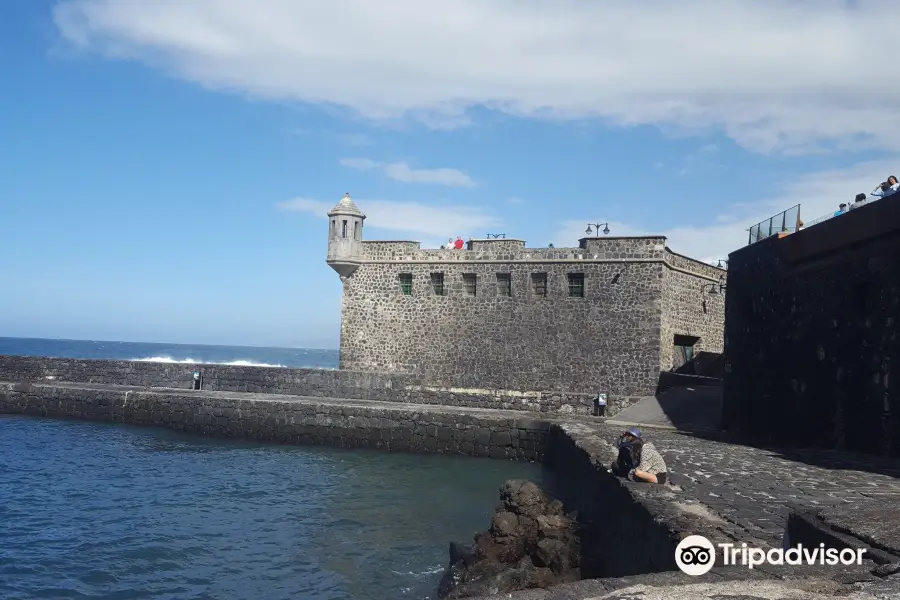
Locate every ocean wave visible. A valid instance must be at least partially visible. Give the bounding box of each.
[390,564,445,576]
[130,356,287,368]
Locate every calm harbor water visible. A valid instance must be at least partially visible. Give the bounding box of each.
[0,338,552,599]
[0,417,551,600]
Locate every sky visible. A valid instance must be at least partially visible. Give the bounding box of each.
[1,0,899,349]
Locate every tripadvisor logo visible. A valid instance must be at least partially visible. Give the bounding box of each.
[675,535,867,576]
[675,535,716,576]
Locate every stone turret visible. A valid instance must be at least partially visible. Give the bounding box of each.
[326,192,366,281]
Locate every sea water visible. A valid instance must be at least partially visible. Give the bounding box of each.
[0,338,551,599]
[0,337,339,369]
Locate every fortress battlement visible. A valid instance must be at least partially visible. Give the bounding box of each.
[358,237,723,281]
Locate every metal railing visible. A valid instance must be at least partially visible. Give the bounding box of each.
[747,204,800,245]
[745,195,888,246]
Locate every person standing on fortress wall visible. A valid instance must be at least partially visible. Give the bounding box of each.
[453,236,464,250]
[871,175,899,199]
[610,427,668,484]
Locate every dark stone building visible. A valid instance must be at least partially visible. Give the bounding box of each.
[326,194,726,401]
[723,196,900,456]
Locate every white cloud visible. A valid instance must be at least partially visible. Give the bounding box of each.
[276,196,500,239]
[554,160,898,262]
[507,197,524,204]
[53,0,900,154]
[339,157,476,187]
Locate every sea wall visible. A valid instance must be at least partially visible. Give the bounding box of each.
[0,382,551,461]
[0,356,614,416]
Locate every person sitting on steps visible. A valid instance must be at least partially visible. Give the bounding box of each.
[610,427,668,484]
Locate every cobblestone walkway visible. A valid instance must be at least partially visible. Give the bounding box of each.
[599,424,900,549]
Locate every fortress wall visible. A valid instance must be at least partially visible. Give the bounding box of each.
[723,197,900,455]
[0,355,614,415]
[466,239,526,252]
[659,253,727,373]
[360,241,421,260]
[663,250,726,280]
[578,236,667,259]
[340,237,727,399]
[339,254,665,398]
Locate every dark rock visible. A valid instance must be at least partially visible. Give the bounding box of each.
[437,479,580,599]
[871,562,900,578]
[534,538,569,574]
[491,510,520,537]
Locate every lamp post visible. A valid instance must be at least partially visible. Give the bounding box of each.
[585,222,610,236]
[701,275,727,296]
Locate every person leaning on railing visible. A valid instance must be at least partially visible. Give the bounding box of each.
[871,175,899,199]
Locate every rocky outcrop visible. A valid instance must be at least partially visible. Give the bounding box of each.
[437,480,580,599]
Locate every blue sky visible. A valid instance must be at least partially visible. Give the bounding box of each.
[2,0,898,348]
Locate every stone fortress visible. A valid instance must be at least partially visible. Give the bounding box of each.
[326,193,727,405]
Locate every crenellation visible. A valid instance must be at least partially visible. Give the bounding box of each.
[360,240,422,260]
[466,238,526,252]
[578,236,667,259]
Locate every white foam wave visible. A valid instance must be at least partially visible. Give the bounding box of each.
[130,356,287,368]
[390,565,445,576]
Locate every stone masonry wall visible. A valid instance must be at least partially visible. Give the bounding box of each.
[360,241,422,260]
[0,355,609,415]
[342,237,725,400]
[546,422,735,578]
[659,251,726,373]
[340,238,667,398]
[466,239,526,252]
[0,382,551,461]
[723,198,900,456]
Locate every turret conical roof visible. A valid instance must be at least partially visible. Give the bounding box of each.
[328,192,364,217]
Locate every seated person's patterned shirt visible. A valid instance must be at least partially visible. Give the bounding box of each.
[628,442,667,480]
